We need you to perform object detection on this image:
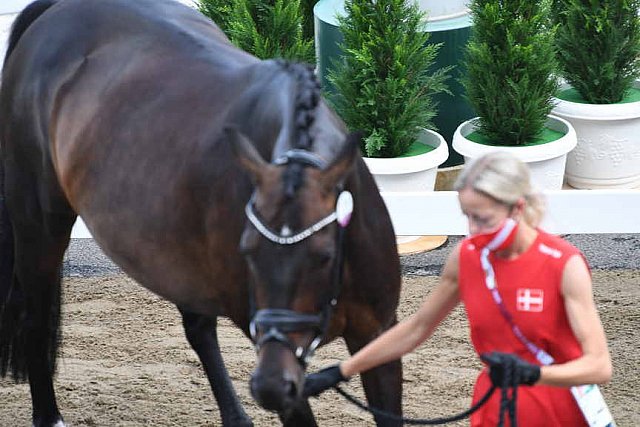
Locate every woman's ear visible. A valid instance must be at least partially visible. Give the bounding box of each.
[512,197,526,220]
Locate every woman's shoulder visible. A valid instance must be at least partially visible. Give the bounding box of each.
[458,236,480,254]
[534,229,583,262]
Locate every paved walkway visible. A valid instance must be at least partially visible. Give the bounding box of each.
[63,234,640,278]
[400,234,640,276]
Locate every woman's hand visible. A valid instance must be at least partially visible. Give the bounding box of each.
[481,352,541,387]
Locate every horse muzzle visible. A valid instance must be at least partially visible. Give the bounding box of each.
[248,309,326,411]
[250,342,304,412]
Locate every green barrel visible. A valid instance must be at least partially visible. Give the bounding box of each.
[314,0,474,166]
[313,0,346,93]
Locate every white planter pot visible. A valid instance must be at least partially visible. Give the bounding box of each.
[363,128,449,192]
[452,115,577,191]
[551,81,640,189]
[364,128,449,246]
[418,0,469,21]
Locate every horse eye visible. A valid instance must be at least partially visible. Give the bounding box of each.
[311,251,333,270]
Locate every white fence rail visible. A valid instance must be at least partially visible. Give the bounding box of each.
[71,189,640,238]
[383,190,640,236]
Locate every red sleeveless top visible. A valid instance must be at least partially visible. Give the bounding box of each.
[458,230,587,426]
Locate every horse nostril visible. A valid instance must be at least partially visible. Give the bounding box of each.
[285,379,297,400]
[249,373,259,401]
[250,369,301,412]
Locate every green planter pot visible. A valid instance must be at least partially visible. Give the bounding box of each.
[313,0,474,166]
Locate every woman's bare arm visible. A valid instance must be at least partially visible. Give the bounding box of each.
[340,243,462,378]
[538,255,612,386]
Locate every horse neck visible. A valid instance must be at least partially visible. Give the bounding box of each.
[226,64,295,158]
[239,60,323,160]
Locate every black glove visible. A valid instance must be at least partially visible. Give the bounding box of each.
[303,364,349,397]
[481,352,541,387]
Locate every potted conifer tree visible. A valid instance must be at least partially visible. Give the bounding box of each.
[299,0,317,47]
[327,0,450,194]
[197,0,315,62]
[551,0,640,189]
[452,0,577,190]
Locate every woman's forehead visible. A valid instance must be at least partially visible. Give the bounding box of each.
[458,187,502,210]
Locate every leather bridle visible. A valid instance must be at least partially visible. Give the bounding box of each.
[245,149,349,366]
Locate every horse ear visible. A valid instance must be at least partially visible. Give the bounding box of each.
[320,132,361,189]
[226,126,267,183]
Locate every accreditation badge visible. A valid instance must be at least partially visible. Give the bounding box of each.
[570,384,616,427]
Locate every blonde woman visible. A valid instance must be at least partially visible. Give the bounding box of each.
[304,152,613,426]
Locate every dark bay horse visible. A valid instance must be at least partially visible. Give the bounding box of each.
[0,0,403,425]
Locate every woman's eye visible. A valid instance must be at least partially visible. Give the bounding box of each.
[475,217,491,227]
[477,214,496,225]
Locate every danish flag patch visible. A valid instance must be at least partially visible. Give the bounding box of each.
[516,288,544,312]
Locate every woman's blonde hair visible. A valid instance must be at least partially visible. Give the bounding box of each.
[453,152,545,227]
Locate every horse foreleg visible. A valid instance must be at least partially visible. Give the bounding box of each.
[178,309,253,427]
[279,400,317,427]
[358,360,403,427]
[345,323,403,427]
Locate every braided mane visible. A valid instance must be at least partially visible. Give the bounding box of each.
[276,60,322,198]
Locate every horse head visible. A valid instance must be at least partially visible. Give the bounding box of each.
[227,122,360,412]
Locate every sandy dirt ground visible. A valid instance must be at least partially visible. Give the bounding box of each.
[0,270,638,426]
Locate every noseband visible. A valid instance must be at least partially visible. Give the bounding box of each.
[245,149,352,366]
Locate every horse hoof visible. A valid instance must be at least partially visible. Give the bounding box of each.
[223,417,253,427]
[32,419,66,427]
